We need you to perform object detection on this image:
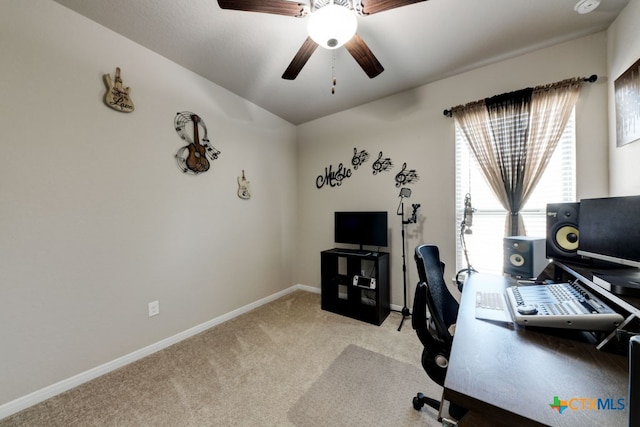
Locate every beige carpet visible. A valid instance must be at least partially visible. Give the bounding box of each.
[0,290,443,426]
[288,344,440,426]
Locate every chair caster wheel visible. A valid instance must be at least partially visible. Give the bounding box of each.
[413,393,425,410]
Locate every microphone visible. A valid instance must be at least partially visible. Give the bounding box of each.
[397,187,412,216]
[409,203,420,224]
[463,193,474,234]
[399,187,411,198]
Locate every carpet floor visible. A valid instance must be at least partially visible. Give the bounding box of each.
[0,290,443,426]
[289,344,440,426]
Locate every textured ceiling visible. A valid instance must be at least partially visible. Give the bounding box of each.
[53,0,629,125]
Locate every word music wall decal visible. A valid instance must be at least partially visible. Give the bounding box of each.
[315,147,419,190]
[316,162,352,188]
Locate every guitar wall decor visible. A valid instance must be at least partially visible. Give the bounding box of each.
[237,170,251,199]
[174,111,221,175]
[103,67,134,113]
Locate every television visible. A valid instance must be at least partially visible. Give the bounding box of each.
[577,195,640,269]
[334,211,388,250]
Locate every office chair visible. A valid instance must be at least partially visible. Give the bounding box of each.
[411,244,466,421]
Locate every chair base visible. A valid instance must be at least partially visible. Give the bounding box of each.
[413,392,467,426]
[412,392,440,411]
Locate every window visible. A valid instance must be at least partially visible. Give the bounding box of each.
[455,110,576,275]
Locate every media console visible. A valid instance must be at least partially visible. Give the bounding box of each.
[320,248,390,325]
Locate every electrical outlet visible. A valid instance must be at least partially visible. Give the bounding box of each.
[148,300,160,317]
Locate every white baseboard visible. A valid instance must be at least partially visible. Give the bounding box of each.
[389,304,404,312]
[295,283,320,294]
[0,284,318,420]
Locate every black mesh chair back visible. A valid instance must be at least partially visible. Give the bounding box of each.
[414,244,459,346]
[411,244,465,421]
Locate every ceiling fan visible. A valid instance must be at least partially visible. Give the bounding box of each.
[217,0,428,80]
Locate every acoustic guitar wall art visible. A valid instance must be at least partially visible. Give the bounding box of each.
[174,111,221,175]
[103,67,134,113]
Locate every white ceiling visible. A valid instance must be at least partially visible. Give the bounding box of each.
[53,0,629,125]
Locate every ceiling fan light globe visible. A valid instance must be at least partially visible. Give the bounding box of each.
[307,4,357,50]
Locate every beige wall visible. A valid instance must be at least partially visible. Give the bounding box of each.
[607,0,640,196]
[296,33,610,308]
[0,0,297,408]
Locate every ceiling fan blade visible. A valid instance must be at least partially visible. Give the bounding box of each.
[357,0,427,15]
[344,34,384,79]
[217,0,308,17]
[282,37,319,80]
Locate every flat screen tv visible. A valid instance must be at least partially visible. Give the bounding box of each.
[334,211,388,250]
[577,195,640,269]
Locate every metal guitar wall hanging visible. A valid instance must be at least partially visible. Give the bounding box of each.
[174,111,221,175]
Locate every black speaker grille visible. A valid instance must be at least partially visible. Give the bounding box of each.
[546,202,580,261]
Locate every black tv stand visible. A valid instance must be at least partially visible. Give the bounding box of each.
[320,248,390,325]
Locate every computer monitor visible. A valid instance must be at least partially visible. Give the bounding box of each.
[577,196,640,269]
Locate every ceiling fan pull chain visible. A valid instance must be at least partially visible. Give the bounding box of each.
[331,52,336,94]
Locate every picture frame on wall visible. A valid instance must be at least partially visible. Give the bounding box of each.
[614,57,640,147]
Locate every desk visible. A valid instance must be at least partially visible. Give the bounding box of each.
[444,272,628,427]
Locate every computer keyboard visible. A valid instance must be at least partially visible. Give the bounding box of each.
[477,291,504,310]
[475,291,512,323]
[505,281,624,331]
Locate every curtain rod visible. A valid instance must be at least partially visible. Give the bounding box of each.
[442,74,598,117]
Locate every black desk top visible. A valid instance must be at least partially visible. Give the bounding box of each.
[444,272,629,427]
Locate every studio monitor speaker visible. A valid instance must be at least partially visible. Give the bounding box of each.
[546,202,580,262]
[503,236,548,279]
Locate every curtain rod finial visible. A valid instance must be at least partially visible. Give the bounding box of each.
[585,74,598,82]
[443,109,452,117]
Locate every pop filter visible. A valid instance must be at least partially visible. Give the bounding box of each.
[399,187,411,198]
